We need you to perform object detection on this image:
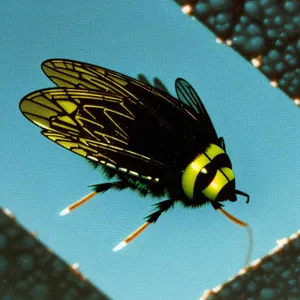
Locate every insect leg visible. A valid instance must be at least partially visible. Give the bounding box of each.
[145,199,175,223]
[91,181,127,193]
[113,199,175,252]
[60,181,127,216]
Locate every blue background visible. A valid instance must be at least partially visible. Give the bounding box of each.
[1,1,300,299]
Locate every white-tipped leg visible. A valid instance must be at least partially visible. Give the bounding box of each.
[59,207,71,216]
[59,191,98,216]
[113,241,128,252]
[112,221,150,252]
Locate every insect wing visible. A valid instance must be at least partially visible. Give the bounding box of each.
[21,59,219,180]
[42,59,201,129]
[19,88,165,180]
[41,59,212,156]
[175,78,218,142]
[42,59,154,100]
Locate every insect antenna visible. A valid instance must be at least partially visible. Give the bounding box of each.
[235,189,250,203]
[59,181,126,216]
[218,208,253,266]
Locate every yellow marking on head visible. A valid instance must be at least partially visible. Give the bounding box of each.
[205,144,224,159]
[191,162,201,171]
[211,181,218,189]
[182,152,211,200]
[202,169,234,201]
[182,144,228,200]
[221,167,234,181]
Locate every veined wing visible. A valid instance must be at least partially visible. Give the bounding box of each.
[175,78,218,142]
[20,88,165,181]
[41,59,218,152]
[41,59,201,127]
[22,59,220,178]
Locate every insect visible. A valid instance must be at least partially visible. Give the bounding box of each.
[20,59,250,252]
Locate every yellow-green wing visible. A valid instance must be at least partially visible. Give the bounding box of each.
[21,59,217,182]
[20,88,164,181]
[42,59,152,100]
[42,59,207,132]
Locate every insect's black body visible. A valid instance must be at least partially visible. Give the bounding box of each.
[20,59,249,226]
[93,83,212,204]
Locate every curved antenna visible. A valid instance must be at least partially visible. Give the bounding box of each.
[235,189,250,203]
[218,208,253,266]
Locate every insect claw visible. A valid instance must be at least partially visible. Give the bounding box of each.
[211,201,224,210]
[245,194,250,204]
